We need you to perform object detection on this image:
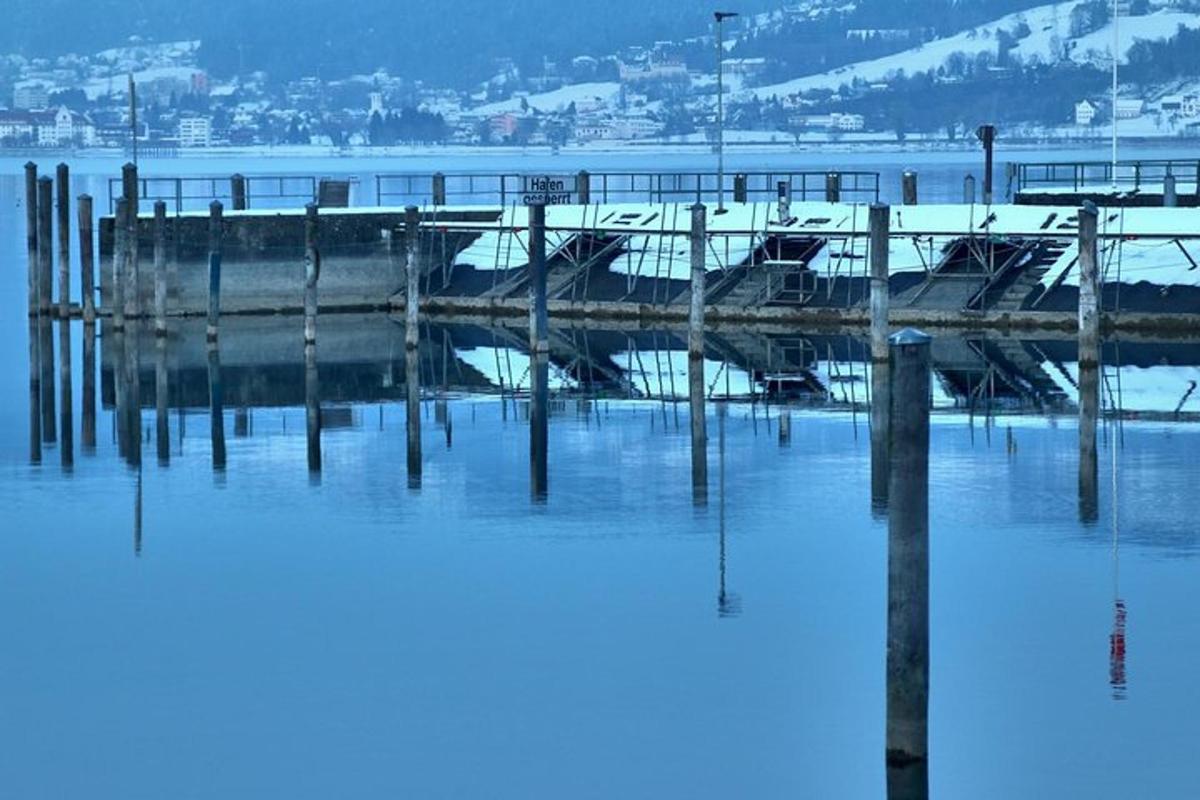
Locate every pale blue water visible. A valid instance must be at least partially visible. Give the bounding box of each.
[1,158,1198,799]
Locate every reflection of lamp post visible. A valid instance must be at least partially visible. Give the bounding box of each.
[715,11,739,212]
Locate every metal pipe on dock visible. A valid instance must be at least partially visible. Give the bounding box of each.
[79,194,95,323]
[304,203,320,345]
[870,203,891,363]
[206,201,223,342]
[689,203,707,360]
[902,171,918,206]
[689,354,707,506]
[530,353,549,503]
[56,163,70,317]
[231,174,247,211]
[825,172,841,203]
[1078,202,1100,364]
[25,162,38,313]
[405,205,420,350]
[885,328,932,774]
[153,201,168,336]
[528,203,549,354]
[305,343,321,477]
[37,176,53,314]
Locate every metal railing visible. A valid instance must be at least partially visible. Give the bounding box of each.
[1013,160,1200,194]
[107,175,319,214]
[375,170,881,206]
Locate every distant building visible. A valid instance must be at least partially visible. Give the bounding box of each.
[13,82,51,110]
[489,113,518,140]
[0,107,96,146]
[178,116,213,147]
[1115,99,1145,120]
[830,112,865,132]
[618,59,688,84]
[369,92,385,115]
[1075,100,1097,126]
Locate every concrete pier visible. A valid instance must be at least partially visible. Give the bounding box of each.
[885,328,932,772]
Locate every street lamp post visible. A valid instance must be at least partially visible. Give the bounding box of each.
[715,11,738,212]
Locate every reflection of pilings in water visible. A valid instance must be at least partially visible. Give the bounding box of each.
[155,336,170,465]
[778,411,791,446]
[113,330,129,458]
[207,342,226,472]
[530,353,549,503]
[124,325,142,468]
[1078,360,1100,524]
[406,345,422,489]
[885,329,931,778]
[28,320,41,464]
[716,403,739,617]
[134,469,142,557]
[305,343,321,477]
[82,322,96,452]
[688,354,708,506]
[871,361,891,516]
[58,320,73,470]
[38,317,55,444]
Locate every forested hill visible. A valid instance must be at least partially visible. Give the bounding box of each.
[1,0,749,85]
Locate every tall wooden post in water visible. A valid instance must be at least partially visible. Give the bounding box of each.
[78,194,95,323]
[56,163,70,317]
[528,203,549,354]
[153,201,168,336]
[405,206,421,350]
[37,176,53,314]
[304,203,320,345]
[870,204,891,363]
[122,162,139,318]
[886,328,932,779]
[689,353,707,506]
[113,198,128,331]
[207,201,223,342]
[25,162,38,313]
[1078,202,1100,364]
[1077,203,1101,523]
[689,203,706,360]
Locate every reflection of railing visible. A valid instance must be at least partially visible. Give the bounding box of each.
[1013,160,1200,194]
[106,175,319,214]
[375,171,881,206]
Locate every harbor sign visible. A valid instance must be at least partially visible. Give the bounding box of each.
[521,174,577,205]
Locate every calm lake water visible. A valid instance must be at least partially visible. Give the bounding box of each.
[1,155,1199,799]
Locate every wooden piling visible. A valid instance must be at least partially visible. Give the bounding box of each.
[825,172,841,203]
[305,343,321,476]
[431,172,446,206]
[977,124,996,204]
[530,353,549,503]
[112,198,128,332]
[122,162,139,317]
[153,201,168,336]
[689,203,707,359]
[870,360,890,515]
[304,203,320,344]
[37,176,53,314]
[405,205,420,350]
[577,170,591,205]
[963,174,976,205]
[1078,360,1099,523]
[901,171,918,205]
[230,173,247,211]
[56,163,70,317]
[78,194,95,323]
[528,203,549,354]
[25,162,38,313]
[1077,202,1100,365]
[58,319,73,470]
[1164,174,1178,208]
[870,203,891,363]
[689,354,707,506]
[206,201,223,342]
[733,173,748,203]
[81,321,96,452]
[886,328,932,770]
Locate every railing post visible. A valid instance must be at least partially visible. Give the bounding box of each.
[577,170,590,205]
[231,174,247,211]
[78,194,95,323]
[870,204,891,363]
[153,201,168,336]
[206,201,223,342]
[825,171,841,203]
[733,173,748,203]
[432,172,446,206]
[56,163,70,317]
[689,203,707,359]
[901,170,918,205]
[1164,173,1178,207]
[304,203,320,345]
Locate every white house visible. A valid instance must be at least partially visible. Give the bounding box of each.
[1075,100,1097,126]
[0,107,96,146]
